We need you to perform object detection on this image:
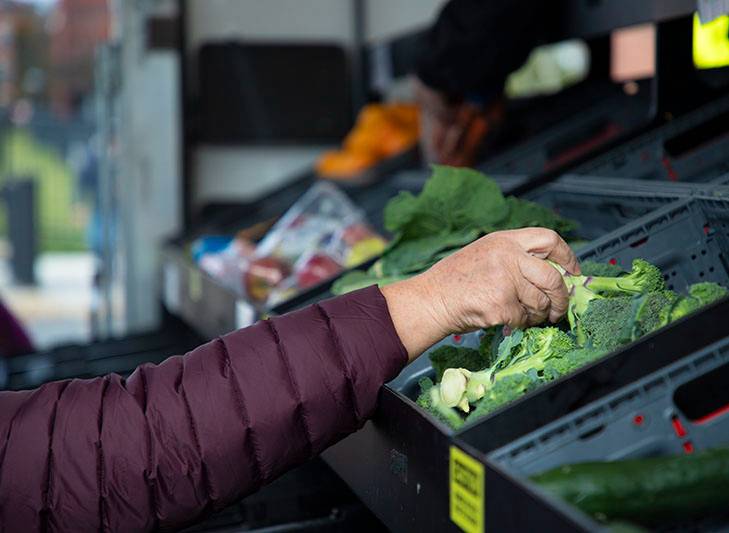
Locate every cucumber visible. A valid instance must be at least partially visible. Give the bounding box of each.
[530,447,729,526]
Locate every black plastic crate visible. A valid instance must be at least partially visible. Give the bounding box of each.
[479,91,649,176]
[481,334,729,532]
[182,460,387,533]
[321,196,729,533]
[493,335,729,474]
[574,93,729,182]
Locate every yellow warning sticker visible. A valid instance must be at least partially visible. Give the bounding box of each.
[450,446,484,533]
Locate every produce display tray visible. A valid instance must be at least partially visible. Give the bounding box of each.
[320,196,729,533]
[480,334,729,531]
[573,93,729,182]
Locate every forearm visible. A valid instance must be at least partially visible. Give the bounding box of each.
[381,274,450,361]
[0,287,408,531]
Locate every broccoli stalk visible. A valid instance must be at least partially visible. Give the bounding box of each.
[582,259,665,296]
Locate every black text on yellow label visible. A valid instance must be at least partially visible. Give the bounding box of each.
[450,446,484,533]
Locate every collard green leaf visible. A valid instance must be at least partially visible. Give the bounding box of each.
[330,270,407,295]
[383,166,509,240]
[422,165,510,232]
[379,229,479,276]
[497,197,578,236]
[383,191,420,234]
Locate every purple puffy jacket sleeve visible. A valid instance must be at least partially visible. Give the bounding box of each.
[0,286,407,532]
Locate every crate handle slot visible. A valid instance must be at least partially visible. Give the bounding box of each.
[577,425,605,441]
[673,361,729,423]
[629,236,649,248]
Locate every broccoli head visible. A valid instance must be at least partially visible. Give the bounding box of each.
[429,345,488,382]
[543,348,609,381]
[552,259,665,340]
[464,373,540,424]
[663,296,702,323]
[579,296,635,350]
[652,284,726,327]
[440,327,575,412]
[416,377,464,430]
[689,282,728,307]
[478,326,503,368]
[631,290,678,339]
[487,327,575,386]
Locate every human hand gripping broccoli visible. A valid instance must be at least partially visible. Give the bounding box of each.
[421,257,728,429]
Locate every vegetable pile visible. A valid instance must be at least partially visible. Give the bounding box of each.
[332,166,577,294]
[418,258,728,430]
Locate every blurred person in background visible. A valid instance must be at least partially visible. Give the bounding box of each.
[415,0,560,166]
[0,297,34,357]
[0,228,578,531]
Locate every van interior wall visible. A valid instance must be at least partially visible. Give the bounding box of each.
[117,0,450,334]
[187,0,447,210]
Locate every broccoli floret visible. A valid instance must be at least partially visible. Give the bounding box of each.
[429,345,488,382]
[688,282,728,306]
[631,290,678,339]
[543,348,609,381]
[664,296,702,323]
[416,377,464,429]
[478,326,503,368]
[656,284,727,326]
[440,328,575,412]
[464,373,540,424]
[552,259,665,339]
[506,327,576,370]
[580,261,625,278]
[578,290,678,349]
[579,297,635,350]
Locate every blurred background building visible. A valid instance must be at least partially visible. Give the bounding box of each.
[0,0,111,347]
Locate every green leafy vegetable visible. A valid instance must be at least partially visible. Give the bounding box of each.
[429,345,489,382]
[384,165,509,239]
[333,165,577,295]
[330,270,407,295]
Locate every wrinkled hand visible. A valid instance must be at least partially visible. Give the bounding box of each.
[383,228,580,360]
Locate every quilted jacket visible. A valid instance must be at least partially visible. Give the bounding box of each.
[0,286,407,531]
